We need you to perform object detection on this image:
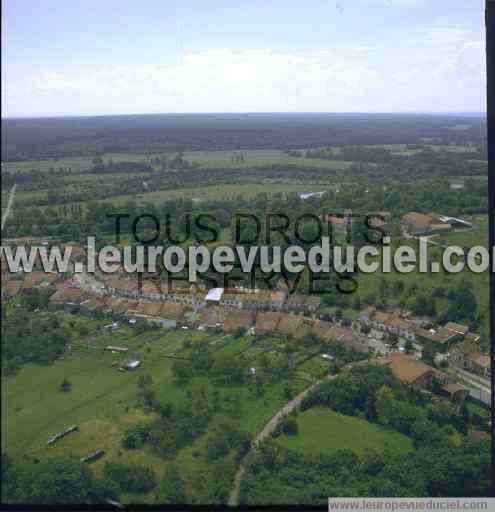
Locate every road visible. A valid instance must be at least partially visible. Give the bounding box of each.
[227,359,370,507]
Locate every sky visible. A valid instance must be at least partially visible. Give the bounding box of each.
[2,0,487,117]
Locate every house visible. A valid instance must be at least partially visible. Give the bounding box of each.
[205,287,224,305]
[368,311,416,341]
[440,383,469,402]
[402,212,451,236]
[378,354,466,400]
[49,286,89,312]
[414,326,460,351]
[379,354,444,388]
[444,322,469,338]
[254,312,281,334]
[223,310,255,333]
[104,297,138,316]
[22,271,59,291]
[402,212,472,236]
[293,318,318,340]
[197,305,225,330]
[311,320,336,340]
[283,294,321,314]
[220,288,286,311]
[159,302,186,325]
[276,314,306,337]
[450,339,491,380]
[104,276,139,299]
[79,296,107,316]
[1,279,23,300]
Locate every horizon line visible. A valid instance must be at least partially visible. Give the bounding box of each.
[2,110,488,121]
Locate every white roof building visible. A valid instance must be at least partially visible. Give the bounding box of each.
[205,288,224,303]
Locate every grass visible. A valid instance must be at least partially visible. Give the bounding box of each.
[278,407,413,456]
[184,149,354,170]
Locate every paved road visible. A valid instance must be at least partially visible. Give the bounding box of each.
[228,359,370,506]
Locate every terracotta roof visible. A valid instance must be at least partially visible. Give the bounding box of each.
[49,287,88,304]
[223,310,255,332]
[255,312,281,332]
[380,354,434,384]
[468,352,490,369]
[160,303,186,320]
[415,326,457,344]
[276,314,305,335]
[104,276,138,293]
[444,322,469,336]
[311,320,335,339]
[130,301,163,317]
[442,383,467,396]
[464,332,481,344]
[198,306,225,327]
[403,212,437,230]
[82,296,107,311]
[470,430,490,442]
[287,294,322,308]
[104,297,138,314]
[293,318,317,339]
[2,280,23,297]
[22,271,58,289]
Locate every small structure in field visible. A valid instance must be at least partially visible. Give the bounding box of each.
[105,345,129,353]
[47,425,79,445]
[122,359,141,371]
[80,450,105,463]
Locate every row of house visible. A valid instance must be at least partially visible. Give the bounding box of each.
[43,277,367,353]
[102,274,320,314]
[361,308,479,351]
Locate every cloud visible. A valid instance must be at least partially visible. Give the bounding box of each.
[5,40,486,116]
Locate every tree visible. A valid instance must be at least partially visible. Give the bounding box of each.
[405,339,414,354]
[375,385,395,425]
[59,378,72,392]
[422,343,435,365]
[388,333,399,348]
[162,464,186,504]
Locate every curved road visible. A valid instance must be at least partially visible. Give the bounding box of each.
[228,359,370,506]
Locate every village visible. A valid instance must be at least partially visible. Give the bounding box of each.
[1,229,490,410]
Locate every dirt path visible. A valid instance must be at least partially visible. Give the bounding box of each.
[228,360,369,506]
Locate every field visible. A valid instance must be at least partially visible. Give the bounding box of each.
[3,311,341,502]
[277,407,413,456]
